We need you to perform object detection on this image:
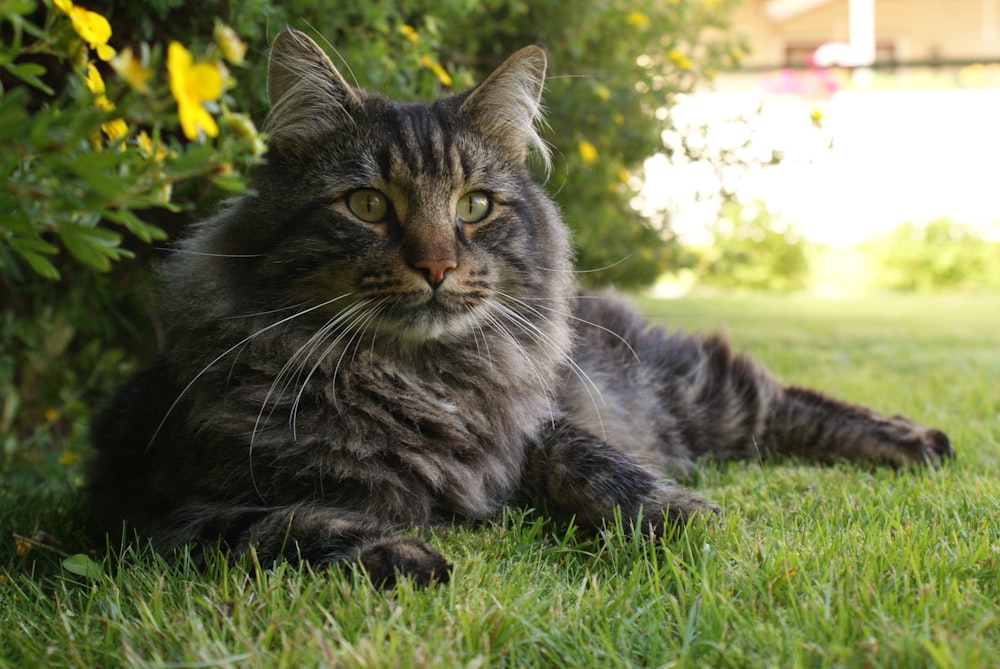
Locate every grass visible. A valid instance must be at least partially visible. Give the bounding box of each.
[2,293,998,668]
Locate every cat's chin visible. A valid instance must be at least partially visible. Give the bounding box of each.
[390,309,483,345]
[374,288,489,345]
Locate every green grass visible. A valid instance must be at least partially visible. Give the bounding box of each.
[3,293,999,668]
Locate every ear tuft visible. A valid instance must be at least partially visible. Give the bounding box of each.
[459,45,549,168]
[265,28,361,152]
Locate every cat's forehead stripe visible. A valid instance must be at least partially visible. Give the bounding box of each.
[382,104,460,181]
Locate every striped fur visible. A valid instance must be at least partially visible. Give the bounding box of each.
[87,29,953,586]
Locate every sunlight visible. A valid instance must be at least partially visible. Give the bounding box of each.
[643,86,1000,247]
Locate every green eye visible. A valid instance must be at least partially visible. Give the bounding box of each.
[347,189,389,223]
[457,191,491,224]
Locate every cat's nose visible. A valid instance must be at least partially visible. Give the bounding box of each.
[413,258,457,289]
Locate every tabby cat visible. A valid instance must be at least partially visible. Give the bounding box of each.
[88,29,953,587]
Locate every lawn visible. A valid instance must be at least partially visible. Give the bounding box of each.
[2,293,998,668]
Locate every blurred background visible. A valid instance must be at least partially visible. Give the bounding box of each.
[2,0,998,478]
[643,0,1000,296]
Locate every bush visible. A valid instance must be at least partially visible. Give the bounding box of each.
[864,219,1000,292]
[1,0,264,471]
[693,200,812,292]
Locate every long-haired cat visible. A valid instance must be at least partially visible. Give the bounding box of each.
[88,29,953,586]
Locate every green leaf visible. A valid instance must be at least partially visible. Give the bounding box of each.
[8,237,61,280]
[60,223,127,272]
[62,554,105,580]
[211,174,247,193]
[102,209,167,243]
[0,87,30,141]
[61,152,130,201]
[0,0,39,16]
[4,62,53,95]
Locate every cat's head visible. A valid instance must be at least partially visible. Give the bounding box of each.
[183,29,573,347]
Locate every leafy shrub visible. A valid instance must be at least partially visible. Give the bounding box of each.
[1,0,263,471]
[693,200,812,292]
[864,219,1000,292]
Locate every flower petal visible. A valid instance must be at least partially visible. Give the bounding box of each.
[188,62,223,100]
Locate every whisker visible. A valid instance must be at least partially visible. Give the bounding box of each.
[148,292,357,451]
[157,248,265,258]
[222,303,308,320]
[537,254,632,274]
[291,299,385,438]
[486,296,608,440]
[500,293,640,365]
[252,299,373,444]
[478,307,557,429]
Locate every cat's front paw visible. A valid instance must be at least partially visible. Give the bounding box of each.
[357,536,452,588]
[628,483,720,537]
[880,416,955,468]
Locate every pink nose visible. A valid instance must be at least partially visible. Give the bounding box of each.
[413,258,457,288]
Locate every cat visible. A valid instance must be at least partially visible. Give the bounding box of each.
[87,28,954,587]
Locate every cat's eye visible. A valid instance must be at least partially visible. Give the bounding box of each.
[347,189,390,223]
[457,191,491,224]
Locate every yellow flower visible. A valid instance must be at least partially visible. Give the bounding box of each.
[214,21,247,66]
[137,131,167,162]
[578,140,598,165]
[595,84,611,101]
[110,47,151,92]
[167,41,223,140]
[625,11,651,29]
[85,63,127,141]
[224,111,267,156]
[58,450,82,466]
[54,0,115,61]
[420,54,453,87]
[668,47,692,71]
[399,25,420,43]
[14,535,31,557]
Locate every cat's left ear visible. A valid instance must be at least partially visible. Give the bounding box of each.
[459,45,549,168]
[265,28,362,153]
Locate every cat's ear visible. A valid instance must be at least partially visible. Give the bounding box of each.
[459,45,549,168]
[265,28,362,152]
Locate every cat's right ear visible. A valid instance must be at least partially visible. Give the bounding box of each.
[265,28,361,153]
[459,45,550,169]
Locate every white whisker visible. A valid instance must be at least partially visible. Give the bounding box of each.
[478,306,557,429]
[487,295,608,440]
[148,292,357,452]
[222,303,308,320]
[537,254,632,274]
[157,248,265,258]
[502,294,640,365]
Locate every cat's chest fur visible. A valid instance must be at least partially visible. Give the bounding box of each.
[213,327,562,524]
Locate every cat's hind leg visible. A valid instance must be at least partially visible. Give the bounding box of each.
[762,386,954,468]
